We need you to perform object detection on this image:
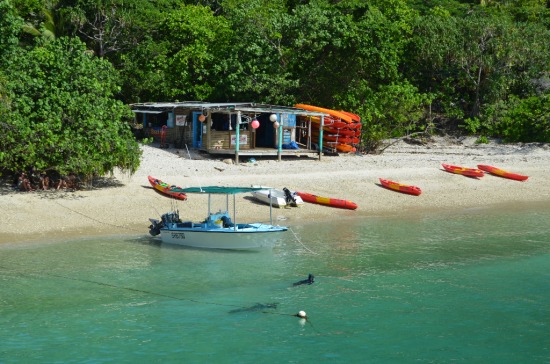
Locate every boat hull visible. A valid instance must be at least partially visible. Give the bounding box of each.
[149,187,289,250]
[159,224,287,250]
[442,164,484,178]
[379,178,421,196]
[296,191,358,210]
[250,188,304,208]
[477,165,528,181]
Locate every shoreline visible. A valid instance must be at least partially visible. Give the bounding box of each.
[2,137,549,245]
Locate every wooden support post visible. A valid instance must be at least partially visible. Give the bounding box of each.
[235,111,241,164]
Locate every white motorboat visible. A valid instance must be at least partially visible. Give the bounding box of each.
[149,186,288,250]
[250,187,304,208]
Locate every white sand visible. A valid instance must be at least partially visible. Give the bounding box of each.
[2,136,549,244]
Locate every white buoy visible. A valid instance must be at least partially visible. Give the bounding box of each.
[297,310,307,318]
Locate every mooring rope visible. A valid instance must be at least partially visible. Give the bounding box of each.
[0,264,307,321]
[54,201,143,234]
[289,227,318,255]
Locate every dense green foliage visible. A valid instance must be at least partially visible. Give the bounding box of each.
[1,0,549,177]
[4,36,141,177]
[1,0,141,178]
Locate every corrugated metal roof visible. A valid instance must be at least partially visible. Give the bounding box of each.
[131,109,164,114]
[130,102,328,117]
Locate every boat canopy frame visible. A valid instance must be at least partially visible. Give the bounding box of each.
[171,186,278,228]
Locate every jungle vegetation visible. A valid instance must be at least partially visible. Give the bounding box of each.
[0,0,549,177]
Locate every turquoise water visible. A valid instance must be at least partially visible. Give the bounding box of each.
[1,205,549,363]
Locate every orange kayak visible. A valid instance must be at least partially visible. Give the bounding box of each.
[477,165,528,181]
[379,178,422,196]
[148,176,187,200]
[312,133,358,144]
[295,104,354,123]
[308,116,348,129]
[296,191,358,210]
[339,110,361,122]
[442,164,484,178]
[336,144,356,153]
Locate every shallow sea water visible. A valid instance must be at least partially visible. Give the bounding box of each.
[1,205,549,363]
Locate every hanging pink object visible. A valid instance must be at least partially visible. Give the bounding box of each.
[273,121,280,128]
[251,119,260,129]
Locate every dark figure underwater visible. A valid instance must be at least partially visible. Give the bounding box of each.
[293,274,315,286]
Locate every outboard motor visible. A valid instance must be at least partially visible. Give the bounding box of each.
[283,187,297,205]
[148,218,163,236]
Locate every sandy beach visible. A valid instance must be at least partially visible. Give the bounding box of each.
[2,136,549,244]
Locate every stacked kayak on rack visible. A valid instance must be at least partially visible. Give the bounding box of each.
[295,104,361,153]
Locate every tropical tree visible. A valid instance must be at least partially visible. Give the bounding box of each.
[407,5,550,140]
[215,0,297,103]
[0,0,22,64]
[2,36,141,177]
[20,2,58,43]
[154,4,233,101]
[0,0,23,174]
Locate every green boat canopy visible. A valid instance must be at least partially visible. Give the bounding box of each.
[171,186,268,194]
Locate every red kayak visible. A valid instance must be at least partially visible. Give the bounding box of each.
[477,165,528,181]
[296,191,358,210]
[379,178,422,196]
[320,126,358,137]
[309,117,348,129]
[148,176,187,200]
[336,144,356,153]
[442,164,484,178]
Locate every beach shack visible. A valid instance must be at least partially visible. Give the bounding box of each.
[130,102,329,162]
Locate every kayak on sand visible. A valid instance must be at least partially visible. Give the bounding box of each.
[296,191,358,210]
[379,178,422,196]
[477,165,528,181]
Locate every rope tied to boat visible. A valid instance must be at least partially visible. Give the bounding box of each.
[289,227,318,255]
[54,201,143,233]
